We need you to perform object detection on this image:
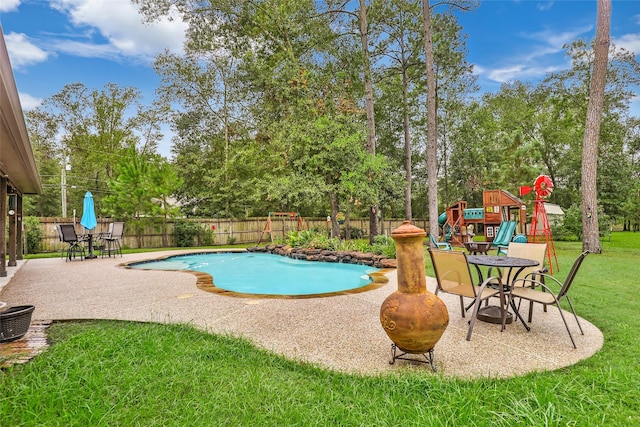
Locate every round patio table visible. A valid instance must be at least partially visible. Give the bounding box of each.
[467,255,539,328]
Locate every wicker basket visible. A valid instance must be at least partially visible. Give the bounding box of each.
[0,305,35,343]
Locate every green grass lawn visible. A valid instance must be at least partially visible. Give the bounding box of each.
[2,233,640,426]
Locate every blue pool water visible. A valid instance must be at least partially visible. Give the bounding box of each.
[130,252,380,296]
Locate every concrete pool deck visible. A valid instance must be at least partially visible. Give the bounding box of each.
[0,250,603,378]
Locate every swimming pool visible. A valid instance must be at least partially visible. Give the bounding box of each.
[128,252,385,297]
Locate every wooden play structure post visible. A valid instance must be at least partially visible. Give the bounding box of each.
[443,201,468,246]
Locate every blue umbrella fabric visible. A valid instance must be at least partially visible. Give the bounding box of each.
[80,191,97,231]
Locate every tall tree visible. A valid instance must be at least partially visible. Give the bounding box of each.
[104,149,180,247]
[422,0,439,241]
[154,51,252,217]
[357,0,380,242]
[24,109,62,216]
[536,38,639,212]
[581,0,610,253]
[321,0,381,239]
[370,0,423,220]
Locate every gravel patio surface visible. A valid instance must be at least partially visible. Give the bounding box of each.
[0,250,603,378]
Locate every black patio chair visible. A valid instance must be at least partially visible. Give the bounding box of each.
[59,224,85,261]
[99,222,124,258]
[56,224,65,260]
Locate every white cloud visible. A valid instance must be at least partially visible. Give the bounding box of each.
[18,92,43,110]
[536,1,554,12]
[4,32,50,68]
[524,26,593,56]
[487,64,563,84]
[478,25,592,84]
[49,39,120,60]
[0,0,21,12]
[614,33,640,56]
[49,0,187,60]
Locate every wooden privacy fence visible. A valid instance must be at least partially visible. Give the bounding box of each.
[33,217,430,253]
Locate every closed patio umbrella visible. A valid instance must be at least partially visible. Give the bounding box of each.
[80,191,98,259]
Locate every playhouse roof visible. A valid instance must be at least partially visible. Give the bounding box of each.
[500,189,525,205]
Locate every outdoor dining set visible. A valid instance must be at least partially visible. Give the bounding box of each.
[428,241,589,349]
[55,191,124,261]
[57,222,124,261]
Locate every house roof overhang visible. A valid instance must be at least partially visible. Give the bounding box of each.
[0,27,42,195]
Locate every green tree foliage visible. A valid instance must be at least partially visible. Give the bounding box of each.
[24,109,62,216]
[22,0,639,244]
[23,216,43,254]
[23,83,167,218]
[103,149,181,247]
[172,219,201,247]
[154,51,252,217]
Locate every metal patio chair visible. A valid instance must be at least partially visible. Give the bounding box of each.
[507,251,589,348]
[428,249,505,341]
[58,224,85,261]
[99,222,124,258]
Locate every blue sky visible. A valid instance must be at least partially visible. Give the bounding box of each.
[1,0,639,158]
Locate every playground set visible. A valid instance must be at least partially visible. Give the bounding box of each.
[439,189,527,247]
[257,212,306,244]
[437,176,559,272]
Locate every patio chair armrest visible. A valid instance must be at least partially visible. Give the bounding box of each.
[480,275,501,286]
[482,276,512,306]
[511,277,556,294]
[476,275,503,294]
[527,272,562,289]
[520,268,549,281]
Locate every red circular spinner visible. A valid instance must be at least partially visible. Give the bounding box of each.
[533,175,553,198]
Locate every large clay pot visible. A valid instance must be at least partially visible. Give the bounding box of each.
[380,221,449,354]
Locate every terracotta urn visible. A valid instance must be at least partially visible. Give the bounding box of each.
[380,221,449,354]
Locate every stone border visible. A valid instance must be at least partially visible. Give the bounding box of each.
[247,244,397,268]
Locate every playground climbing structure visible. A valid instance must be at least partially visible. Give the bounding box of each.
[441,190,527,246]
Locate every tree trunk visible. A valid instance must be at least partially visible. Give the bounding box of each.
[581,0,610,254]
[329,190,340,238]
[422,0,439,242]
[359,0,379,243]
[402,49,412,221]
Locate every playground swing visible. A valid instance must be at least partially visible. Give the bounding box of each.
[257,212,306,244]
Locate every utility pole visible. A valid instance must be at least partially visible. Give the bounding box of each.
[61,159,70,218]
[61,162,66,218]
